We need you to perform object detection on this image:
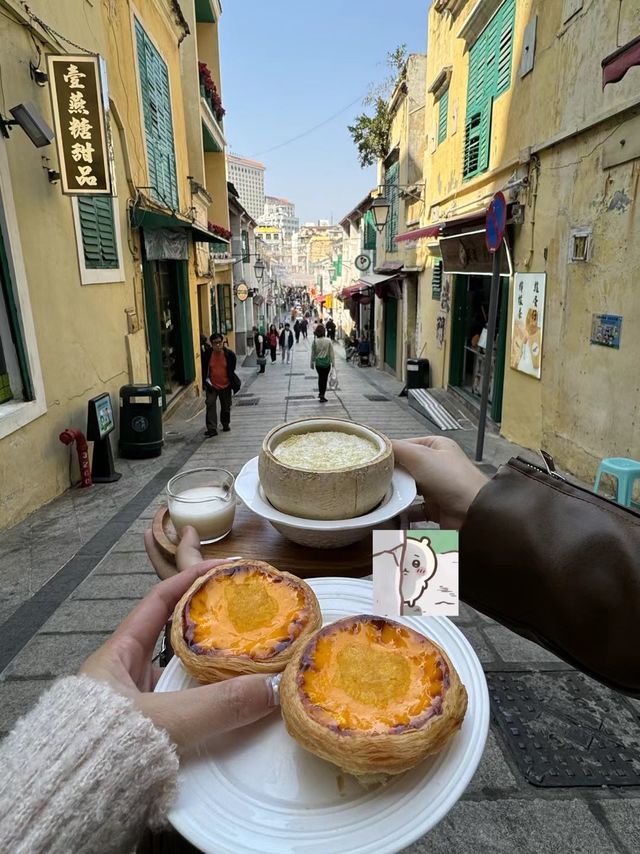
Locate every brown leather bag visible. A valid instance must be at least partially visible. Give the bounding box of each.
[460,455,640,697]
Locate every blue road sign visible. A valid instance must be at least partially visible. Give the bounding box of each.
[485,191,507,254]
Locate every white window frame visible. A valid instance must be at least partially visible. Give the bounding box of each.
[71,196,126,285]
[0,139,47,439]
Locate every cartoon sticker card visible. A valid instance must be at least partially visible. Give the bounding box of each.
[372,529,459,617]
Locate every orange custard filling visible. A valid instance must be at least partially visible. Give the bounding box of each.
[184,565,310,659]
[299,618,447,733]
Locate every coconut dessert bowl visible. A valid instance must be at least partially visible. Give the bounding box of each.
[259,418,394,522]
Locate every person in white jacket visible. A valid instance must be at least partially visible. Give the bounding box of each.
[0,527,279,854]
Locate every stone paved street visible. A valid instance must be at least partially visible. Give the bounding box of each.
[1,338,638,854]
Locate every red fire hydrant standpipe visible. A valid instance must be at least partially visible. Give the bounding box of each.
[59,428,93,488]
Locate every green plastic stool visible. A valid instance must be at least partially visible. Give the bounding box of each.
[594,457,640,507]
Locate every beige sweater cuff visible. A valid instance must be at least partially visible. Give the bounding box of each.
[0,675,178,854]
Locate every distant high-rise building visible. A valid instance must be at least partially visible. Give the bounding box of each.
[261,196,300,239]
[226,153,265,220]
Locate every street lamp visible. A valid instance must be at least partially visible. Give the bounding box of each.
[253,257,265,281]
[371,196,391,232]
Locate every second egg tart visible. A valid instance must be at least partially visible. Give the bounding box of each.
[171,560,322,683]
[280,615,467,783]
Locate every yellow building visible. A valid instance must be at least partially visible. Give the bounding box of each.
[0,0,230,530]
[395,0,639,481]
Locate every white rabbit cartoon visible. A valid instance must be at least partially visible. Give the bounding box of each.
[401,536,438,609]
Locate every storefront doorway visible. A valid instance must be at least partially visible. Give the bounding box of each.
[383,295,398,372]
[142,258,195,408]
[449,274,509,422]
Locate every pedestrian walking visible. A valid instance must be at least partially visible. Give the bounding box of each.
[267,325,278,363]
[301,318,308,339]
[279,323,294,364]
[293,319,301,344]
[310,323,335,402]
[325,316,336,341]
[253,326,267,374]
[204,333,237,436]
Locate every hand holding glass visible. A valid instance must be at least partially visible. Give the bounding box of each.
[167,468,236,544]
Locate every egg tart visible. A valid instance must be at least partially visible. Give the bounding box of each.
[171,560,322,683]
[280,615,467,783]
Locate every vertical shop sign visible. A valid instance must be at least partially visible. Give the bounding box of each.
[510,272,546,378]
[47,54,112,195]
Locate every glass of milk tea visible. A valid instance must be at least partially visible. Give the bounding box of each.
[167,468,236,544]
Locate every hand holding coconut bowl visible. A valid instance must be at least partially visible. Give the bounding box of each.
[151,418,489,853]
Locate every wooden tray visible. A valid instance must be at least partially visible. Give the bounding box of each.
[152,503,379,579]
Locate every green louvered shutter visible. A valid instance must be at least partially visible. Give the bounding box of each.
[135,19,178,211]
[438,89,449,145]
[78,196,118,269]
[463,0,515,181]
[496,0,516,95]
[385,160,400,253]
[363,210,377,250]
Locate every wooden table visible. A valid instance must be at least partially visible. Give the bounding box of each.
[152,502,390,578]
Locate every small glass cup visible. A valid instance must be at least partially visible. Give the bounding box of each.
[167,468,236,545]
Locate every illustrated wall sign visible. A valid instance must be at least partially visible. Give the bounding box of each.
[591,314,622,349]
[47,54,112,195]
[510,272,546,379]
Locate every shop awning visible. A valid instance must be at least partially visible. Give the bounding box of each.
[129,203,230,247]
[315,293,329,304]
[395,208,488,244]
[602,35,640,88]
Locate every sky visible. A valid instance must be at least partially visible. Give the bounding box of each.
[219,1,431,225]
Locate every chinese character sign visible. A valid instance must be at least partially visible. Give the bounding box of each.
[47,55,111,195]
[510,272,546,379]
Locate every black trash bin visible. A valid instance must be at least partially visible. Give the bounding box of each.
[406,358,430,389]
[119,385,164,459]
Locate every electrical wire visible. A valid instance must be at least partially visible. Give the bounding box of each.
[250,93,366,157]
[20,3,95,54]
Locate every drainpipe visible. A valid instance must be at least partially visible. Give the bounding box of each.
[59,429,92,488]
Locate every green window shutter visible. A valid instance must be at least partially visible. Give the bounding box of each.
[496,0,516,95]
[217,283,233,332]
[431,261,443,300]
[135,19,178,211]
[438,89,449,145]
[463,0,514,181]
[385,160,400,253]
[78,196,119,269]
[363,210,377,250]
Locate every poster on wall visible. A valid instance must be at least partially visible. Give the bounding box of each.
[510,272,546,379]
[590,314,622,349]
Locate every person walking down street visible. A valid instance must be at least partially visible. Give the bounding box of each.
[293,319,301,344]
[325,316,336,341]
[280,323,294,364]
[253,326,266,374]
[268,325,278,363]
[310,323,335,402]
[301,318,308,339]
[204,333,236,436]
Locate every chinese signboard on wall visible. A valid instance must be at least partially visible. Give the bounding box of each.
[510,272,546,379]
[47,55,111,195]
[591,314,622,349]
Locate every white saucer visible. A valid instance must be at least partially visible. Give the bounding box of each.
[235,457,416,547]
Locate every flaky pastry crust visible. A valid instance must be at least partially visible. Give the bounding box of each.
[280,615,467,784]
[171,560,322,683]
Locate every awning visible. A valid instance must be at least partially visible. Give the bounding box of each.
[440,229,512,276]
[315,293,329,304]
[395,208,488,244]
[356,272,402,300]
[602,35,640,88]
[129,203,230,247]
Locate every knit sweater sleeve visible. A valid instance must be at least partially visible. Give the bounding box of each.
[0,675,179,854]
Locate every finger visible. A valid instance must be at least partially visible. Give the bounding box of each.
[140,673,278,752]
[144,530,178,581]
[392,439,435,471]
[176,526,206,572]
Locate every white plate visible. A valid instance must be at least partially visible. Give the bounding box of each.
[235,457,416,530]
[155,577,489,854]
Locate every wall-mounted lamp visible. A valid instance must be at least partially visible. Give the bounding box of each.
[30,62,49,87]
[47,169,61,184]
[370,196,391,233]
[0,102,54,147]
[253,257,265,281]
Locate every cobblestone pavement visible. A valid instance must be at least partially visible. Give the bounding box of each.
[1,336,638,854]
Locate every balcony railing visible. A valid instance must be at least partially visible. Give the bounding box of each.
[198,62,225,123]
